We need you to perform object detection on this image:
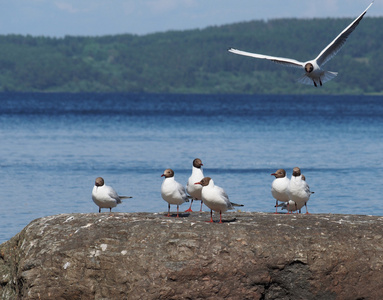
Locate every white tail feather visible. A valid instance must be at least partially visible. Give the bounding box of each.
[297,71,338,86]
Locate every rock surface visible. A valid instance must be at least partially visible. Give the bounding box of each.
[1,212,383,299]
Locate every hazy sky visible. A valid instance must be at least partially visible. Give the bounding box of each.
[0,0,380,37]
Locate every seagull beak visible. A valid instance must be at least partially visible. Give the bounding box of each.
[194,182,201,185]
[271,173,276,176]
[161,174,165,177]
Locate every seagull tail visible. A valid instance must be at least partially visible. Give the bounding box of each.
[297,74,314,85]
[297,71,338,86]
[321,71,338,84]
[230,202,244,207]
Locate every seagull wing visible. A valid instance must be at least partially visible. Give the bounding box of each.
[315,2,373,66]
[228,48,304,69]
[177,182,190,202]
[107,186,122,203]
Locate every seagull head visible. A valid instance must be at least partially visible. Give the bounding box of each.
[305,63,314,73]
[95,177,104,187]
[161,168,174,178]
[292,167,301,177]
[195,177,212,186]
[271,169,286,178]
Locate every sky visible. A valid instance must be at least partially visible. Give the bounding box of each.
[0,0,381,37]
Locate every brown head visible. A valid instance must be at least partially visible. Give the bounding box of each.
[95,177,105,187]
[193,158,203,168]
[161,169,175,178]
[271,169,286,178]
[301,174,306,181]
[194,177,211,186]
[305,63,314,73]
[292,167,301,177]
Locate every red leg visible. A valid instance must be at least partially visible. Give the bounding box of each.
[305,203,310,215]
[219,211,223,223]
[176,205,180,217]
[167,203,171,217]
[274,200,279,214]
[185,199,193,212]
[206,210,214,223]
[199,200,203,212]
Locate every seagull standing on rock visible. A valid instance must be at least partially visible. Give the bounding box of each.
[92,177,132,213]
[195,177,243,223]
[271,169,290,214]
[161,169,189,217]
[287,168,314,214]
[228,2,374,87]
[185,158,204,212]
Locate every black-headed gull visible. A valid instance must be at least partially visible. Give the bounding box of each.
[276,200,302,213]
[195,177,243,223]
[185,158,204,212]
[92,177,132,213]
[161,168,189,217]
[271,169,290,213]
[228,2,373,87]
[287,168,314,214]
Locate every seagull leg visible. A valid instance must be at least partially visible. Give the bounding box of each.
[305,202,310,215]
[206,210,214,223]
[199,200,203,212]
[320,79,323,86]
[313,81,317,87]
[275,200,279,214]
[167,203,171,217]
[99,207,101,213]
[219,211,223,224]
[176,205,180,218]
[185,199,194,212]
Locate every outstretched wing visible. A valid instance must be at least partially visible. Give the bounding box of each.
[228,48,304,68]
[315,2,374,66]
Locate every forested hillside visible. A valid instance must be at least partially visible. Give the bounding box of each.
[0,17,382,94]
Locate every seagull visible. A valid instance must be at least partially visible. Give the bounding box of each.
[185,158,204,212]
[161,168,189,217]
[271,169,290,214]
[276,200,303,213]
[228,2,373,87]
[195,177,243,223]
[92,177,132,213]
[287,168,314,214]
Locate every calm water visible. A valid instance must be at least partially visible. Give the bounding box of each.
[0,93,382,243]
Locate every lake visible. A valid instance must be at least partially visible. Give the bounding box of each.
[0,92,382,243]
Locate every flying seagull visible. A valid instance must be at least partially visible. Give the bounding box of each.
[228,2,374,87]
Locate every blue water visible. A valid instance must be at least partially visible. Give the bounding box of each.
[0,93,382,243]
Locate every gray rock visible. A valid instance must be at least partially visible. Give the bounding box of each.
[1,212,383,299]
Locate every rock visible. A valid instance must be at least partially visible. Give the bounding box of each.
[1,212,383,299]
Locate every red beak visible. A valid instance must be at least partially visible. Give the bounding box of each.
[271,173,276,176]
[194,182,201,185]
